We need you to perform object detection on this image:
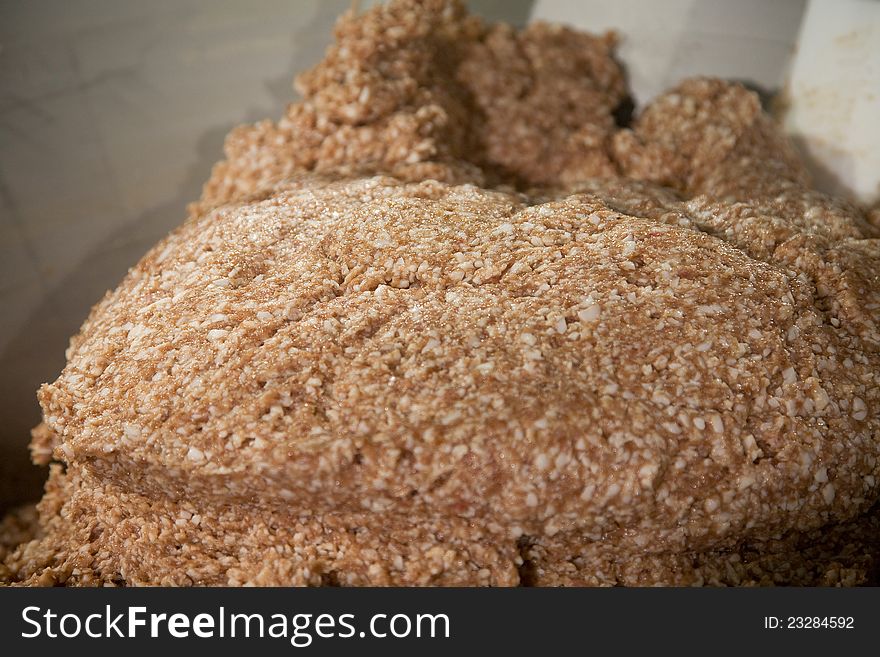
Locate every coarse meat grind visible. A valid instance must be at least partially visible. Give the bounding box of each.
[3,0,879,586]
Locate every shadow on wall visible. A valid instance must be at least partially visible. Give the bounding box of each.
[0,0,533,513]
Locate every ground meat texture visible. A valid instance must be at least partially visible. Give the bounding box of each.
[3,0,878,586]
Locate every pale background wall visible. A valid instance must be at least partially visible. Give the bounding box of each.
[533,0,807,105]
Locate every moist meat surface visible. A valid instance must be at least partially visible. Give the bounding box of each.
[3,0,879,586]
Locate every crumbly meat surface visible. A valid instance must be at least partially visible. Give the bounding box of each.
[5,466,878,586]
[192,0,627,215]
[3,0,879,586]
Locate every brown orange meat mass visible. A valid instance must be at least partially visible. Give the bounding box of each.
[2,0,878,586]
